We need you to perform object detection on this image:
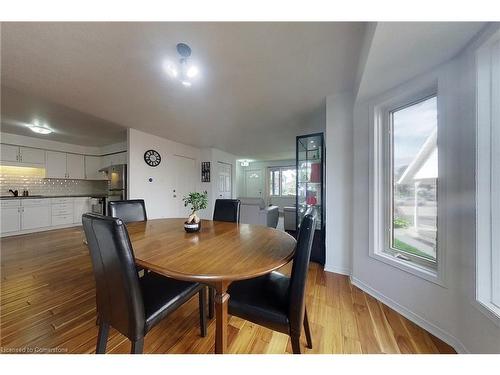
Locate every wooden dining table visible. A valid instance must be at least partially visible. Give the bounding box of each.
[126,218,297,354]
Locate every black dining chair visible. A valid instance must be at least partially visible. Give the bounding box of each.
[108,199,148,276]
[82,213,207,354]
[208,199,241,318]
[108,199,147,223]
[213,199,241,223]
[226,208,317,354]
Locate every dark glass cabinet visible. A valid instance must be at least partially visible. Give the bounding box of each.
[296,133,325,265]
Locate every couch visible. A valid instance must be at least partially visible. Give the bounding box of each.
[238,197,279,228]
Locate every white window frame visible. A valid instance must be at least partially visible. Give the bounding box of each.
[476,33,500,321]
[369,80,446,286]
[268,166,296,197]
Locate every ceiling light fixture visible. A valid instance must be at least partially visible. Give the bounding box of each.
[240,160,250,167]
[164,43,200,87]
[28,120,52,135]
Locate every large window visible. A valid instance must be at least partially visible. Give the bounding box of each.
[269,166,296,197]
[388,96,438,269]
[476,36,500,319]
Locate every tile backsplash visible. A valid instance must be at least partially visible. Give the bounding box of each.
[0,166,108,196]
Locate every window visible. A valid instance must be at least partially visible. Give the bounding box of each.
[476,35,500,319]
[388,96,438,269]
[269,167,296,197]
[370,87,441,282]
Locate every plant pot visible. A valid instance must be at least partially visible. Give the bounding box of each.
[184,220,201,233]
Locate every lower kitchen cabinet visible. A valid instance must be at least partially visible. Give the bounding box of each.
[22,200,51,230]
[73,197,91,224]
[1,201,21,233]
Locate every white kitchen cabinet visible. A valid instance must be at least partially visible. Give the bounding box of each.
[19,147,45,165]
[0,200,21,233]
[1,144,20,163]
[51,198,74,226]
[101,151,127,168]
[66,154,85,179]
[21,199,51,230]
[73,197,91,224]
[46,152,85,179]
[0,145,45,165]
[84,156,107,180]
[46,151,68,178]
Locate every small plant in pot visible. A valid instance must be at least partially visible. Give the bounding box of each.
[182,191,208,232]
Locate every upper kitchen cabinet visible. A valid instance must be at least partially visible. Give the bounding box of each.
[0,144,45,166]
[46,151,85,179]
[46,151,67,178]
[66,154,85,179]
[101,151,127,169]
[84,155,107,180]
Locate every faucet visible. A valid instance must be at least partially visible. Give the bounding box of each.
[8,189,19,197]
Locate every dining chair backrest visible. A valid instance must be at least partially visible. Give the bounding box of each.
[108,199,147,223]
[288,207,317,337]
[213,199,241,223]
[82,213,145,341]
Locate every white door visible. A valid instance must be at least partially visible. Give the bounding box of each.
[1,206,21,233]
[21,203,51,230]
[1,144,19,162]
[172,155,197,218]
[245,169,263,197]
[217,162,232,199]
[46,151,67,178]
[19,147,45,165]
[67,154,85,179]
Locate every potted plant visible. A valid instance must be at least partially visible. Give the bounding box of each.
[182,191,208,232]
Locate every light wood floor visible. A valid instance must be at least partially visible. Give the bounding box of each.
[0,226,455,354]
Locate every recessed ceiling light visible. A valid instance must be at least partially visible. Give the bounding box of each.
[29,125,52,134]
[181,81,192,87]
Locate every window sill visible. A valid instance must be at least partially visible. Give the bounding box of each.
[474,300,500,328]
[369,250,445,288]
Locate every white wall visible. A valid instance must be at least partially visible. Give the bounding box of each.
[324,92,354,275]
[127,128,239,220]
[350,36,500,353]
[128,128,202,219]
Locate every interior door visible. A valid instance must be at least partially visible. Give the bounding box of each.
[217,162,232,199]
[172,155,197,218]
[245,169,262,197]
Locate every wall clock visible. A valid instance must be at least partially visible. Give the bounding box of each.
[144,149,161,167]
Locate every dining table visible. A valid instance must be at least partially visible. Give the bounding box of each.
[126,218,297,354]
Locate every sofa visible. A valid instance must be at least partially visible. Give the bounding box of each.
[238,197,279,228]
[283,206,296,231]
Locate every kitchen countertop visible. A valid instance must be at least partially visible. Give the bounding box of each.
[0,194,109,200]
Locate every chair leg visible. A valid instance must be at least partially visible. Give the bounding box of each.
[96,321,109,354]
[291,334,301,354]
[208,287,215,319]
[131,338,144,354]
[199,288,207,337]
[303,308,313,349]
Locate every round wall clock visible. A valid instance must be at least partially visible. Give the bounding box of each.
[144,149,161,167]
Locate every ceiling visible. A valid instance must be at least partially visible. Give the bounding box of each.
[356,22,486,101]
[1,86,127,146]
[1,22,366,160]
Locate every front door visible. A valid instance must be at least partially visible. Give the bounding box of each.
[217,162,232,199]
[245,169,262,197]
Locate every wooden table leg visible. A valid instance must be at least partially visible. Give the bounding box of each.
[214,282,230,354]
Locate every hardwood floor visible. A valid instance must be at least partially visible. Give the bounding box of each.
[0,226,455,354]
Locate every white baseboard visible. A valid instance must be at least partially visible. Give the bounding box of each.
[350,276,469,354]
[324,264,351,276]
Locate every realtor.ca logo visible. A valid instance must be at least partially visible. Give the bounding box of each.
[0,346,68,353]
